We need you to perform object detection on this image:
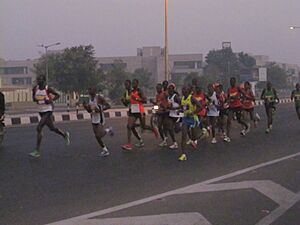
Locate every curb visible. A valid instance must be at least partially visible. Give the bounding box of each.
[4,99,292,127]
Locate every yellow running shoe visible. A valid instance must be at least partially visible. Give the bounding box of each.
[178,154,187,161]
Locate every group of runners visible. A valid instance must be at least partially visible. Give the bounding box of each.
[30,75,300,161]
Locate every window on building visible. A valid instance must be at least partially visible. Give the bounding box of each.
[174,61,202,69]
[12,77,32,85]
[0,66,28,75]
[100,63,127,71]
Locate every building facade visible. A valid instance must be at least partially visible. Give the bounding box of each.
[97,46,203,83]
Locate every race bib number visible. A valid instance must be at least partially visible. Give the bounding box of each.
[131,104,140,113]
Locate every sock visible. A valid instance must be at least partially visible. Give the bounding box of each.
[105,128,110,133]
[103,146,108,151]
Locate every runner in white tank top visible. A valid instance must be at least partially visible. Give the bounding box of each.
[29,76,70,158]
[206,84,220,144]
[83,87,114,157]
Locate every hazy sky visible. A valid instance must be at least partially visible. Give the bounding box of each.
[1,0,300,64]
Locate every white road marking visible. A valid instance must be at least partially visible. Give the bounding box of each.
[71,213,211,225]
[255,191,300,225]
[46,152,300,225]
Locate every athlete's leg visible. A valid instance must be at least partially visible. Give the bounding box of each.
[128,115,141,141]
[157,114,165,140]
[297,107,300,120]
[46,114,66,138]
[209,116,217,139]
[180,123,189,156]
[36,113,48,151]
[92,124,106,148]
[164,116,175,142]
[236,109,249,129]
[226,109,233,137]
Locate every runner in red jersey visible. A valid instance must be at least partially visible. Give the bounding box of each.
[227,77,250,140]
[242,81,259,128]
[122,79,156,151]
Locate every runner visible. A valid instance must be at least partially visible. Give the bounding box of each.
[206,83,220,144]
[166,83,181,149]
[291,83,300,120]
[83,87,113,157]
[179,86,201,161]
[122,79,156,151]
[261,81,279,134]
[215,84,230,142]
[227,77,250,139]
[242,81,259,128]
[192,85,209,145]
[29,76,70,158]
[150,83,169,147]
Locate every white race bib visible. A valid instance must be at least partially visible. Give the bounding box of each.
[131,104,140,113]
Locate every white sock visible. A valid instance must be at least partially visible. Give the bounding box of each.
[103,146,108,151]
[105,128,110,133]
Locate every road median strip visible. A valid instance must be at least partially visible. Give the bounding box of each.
[4,99,292,127]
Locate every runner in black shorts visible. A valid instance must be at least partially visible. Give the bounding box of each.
[227,77,249,140]
[29,76,70,158]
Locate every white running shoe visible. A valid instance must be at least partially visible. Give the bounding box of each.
[224,136,231,143]
[169,142,178,149]
[211,138,217,144]
[240,130,246,136]
[100,150,110,157]
[159,140,168,147]
[186,139,193,145]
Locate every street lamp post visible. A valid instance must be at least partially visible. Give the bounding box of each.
[164,0,169,81]
[38,42,61,83]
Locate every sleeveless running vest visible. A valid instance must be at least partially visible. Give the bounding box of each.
[89,96,105,125]
[228,87,242,108]
[34,85,53,112]
[168,93,180,117]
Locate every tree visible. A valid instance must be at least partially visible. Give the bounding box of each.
[131,68,153,89]
[238,52,256,68]
[205,48,240,87]
[267,65,289,89]
[34,45,100,93]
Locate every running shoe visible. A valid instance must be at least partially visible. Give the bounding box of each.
[223,136,231,143]
[29,150,40,158]
[200,128,210,140]
[265,128,270,134]
[178,154,187,161]
[190,140,197,149]
[100,150,110,157]
[159,140,168,147]
[240,130,246,136]
[65,131,70,146]
[122,143,133,151]
[169,142,178,149]
[135,141,145,148]
[211,138,217,144]
[186,139,193,145]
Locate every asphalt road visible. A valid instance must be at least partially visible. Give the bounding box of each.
[0,104,299,225]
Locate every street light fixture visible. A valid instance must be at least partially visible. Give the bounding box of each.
[289,26,300,30]
[38,42,61,83]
